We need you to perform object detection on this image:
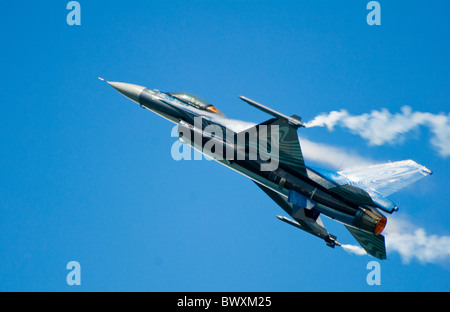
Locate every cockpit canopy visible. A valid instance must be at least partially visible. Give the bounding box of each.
[168,92,224,116]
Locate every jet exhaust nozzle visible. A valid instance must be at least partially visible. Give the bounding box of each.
[353,207,387,235]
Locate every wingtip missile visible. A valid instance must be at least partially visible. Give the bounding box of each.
[239,96,304,128]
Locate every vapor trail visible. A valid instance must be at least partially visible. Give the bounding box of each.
[301,138,375,171]
[304,106,450,157]
[385,217,450,264]
[341,244,367,256]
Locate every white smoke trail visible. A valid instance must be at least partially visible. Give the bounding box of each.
[385,217,450,264]
[341,244,367,256]
[300,138,376,171]
[222,119,256,133]
[304,106,450,157]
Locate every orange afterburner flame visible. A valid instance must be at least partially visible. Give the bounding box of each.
[375,216,387,235]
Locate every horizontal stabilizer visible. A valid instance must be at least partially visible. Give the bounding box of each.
[345,226,386,260]
[313,159,432,213]
[337,160,432,197]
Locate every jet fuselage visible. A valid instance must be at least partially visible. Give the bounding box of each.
[104,81,387,240]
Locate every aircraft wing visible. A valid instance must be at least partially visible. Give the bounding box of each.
[337,159,432,197]
[238,95,307,176]
[237,117,308,176]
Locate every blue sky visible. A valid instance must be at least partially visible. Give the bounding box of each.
[1,1,449,291]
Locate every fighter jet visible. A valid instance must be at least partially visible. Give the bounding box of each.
[100,78,432,259]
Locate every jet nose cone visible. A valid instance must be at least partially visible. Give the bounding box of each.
[102,79,146,104]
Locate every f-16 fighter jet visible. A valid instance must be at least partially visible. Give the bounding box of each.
[101,78,432,259]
